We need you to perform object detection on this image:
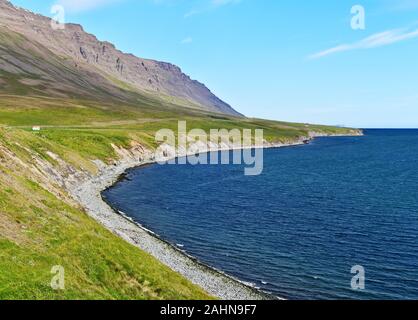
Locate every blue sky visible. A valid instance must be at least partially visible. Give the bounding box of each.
[9,0,418,128]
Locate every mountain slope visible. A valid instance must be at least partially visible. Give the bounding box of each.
[0,0,242,116]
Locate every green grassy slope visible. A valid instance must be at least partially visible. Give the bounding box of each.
[0,175,211,300]
[0,126,213,300]
[0,95,358,161]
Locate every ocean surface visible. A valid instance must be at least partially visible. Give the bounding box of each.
[102,129,418,300]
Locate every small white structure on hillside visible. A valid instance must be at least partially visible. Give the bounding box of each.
[32,126,41,131]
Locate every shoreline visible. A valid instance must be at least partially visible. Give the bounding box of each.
[66,131,363,300]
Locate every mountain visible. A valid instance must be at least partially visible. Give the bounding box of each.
[0,0,242,116]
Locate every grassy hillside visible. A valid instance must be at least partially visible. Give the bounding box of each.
[0,125,214,300]
[0,169,211,299]
[0,93,359,300]
[0,95,357,160]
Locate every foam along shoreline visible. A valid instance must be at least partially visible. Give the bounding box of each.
[66,131,362,300]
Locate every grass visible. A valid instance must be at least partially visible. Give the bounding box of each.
[0,125,214,299]
[0,172,211,299]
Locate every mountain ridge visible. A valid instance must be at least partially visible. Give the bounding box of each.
[0,0,242,116]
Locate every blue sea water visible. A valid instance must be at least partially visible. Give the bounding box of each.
[102,130,418,300]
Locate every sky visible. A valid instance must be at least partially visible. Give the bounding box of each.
[8,0,418,128]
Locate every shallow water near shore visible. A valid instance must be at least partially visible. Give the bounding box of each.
[103,129,418,300]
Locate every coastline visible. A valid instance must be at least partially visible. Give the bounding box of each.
[65,131,363,300]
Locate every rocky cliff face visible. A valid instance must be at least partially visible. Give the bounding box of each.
[0,0,242,116]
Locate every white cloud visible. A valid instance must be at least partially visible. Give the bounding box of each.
[309,27,418,59]
[56,0,122,13]
[181,37,193,44]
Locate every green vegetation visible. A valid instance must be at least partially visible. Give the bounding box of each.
[0,95,358,161]
[0,167,211,299]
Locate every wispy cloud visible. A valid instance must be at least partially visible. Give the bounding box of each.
[309,27,418,59]
[56,0,122,13]
[181,37,193,44]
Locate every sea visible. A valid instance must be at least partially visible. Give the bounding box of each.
[102,129,418,300]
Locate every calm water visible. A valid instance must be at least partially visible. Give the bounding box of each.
[103,130,418,300]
